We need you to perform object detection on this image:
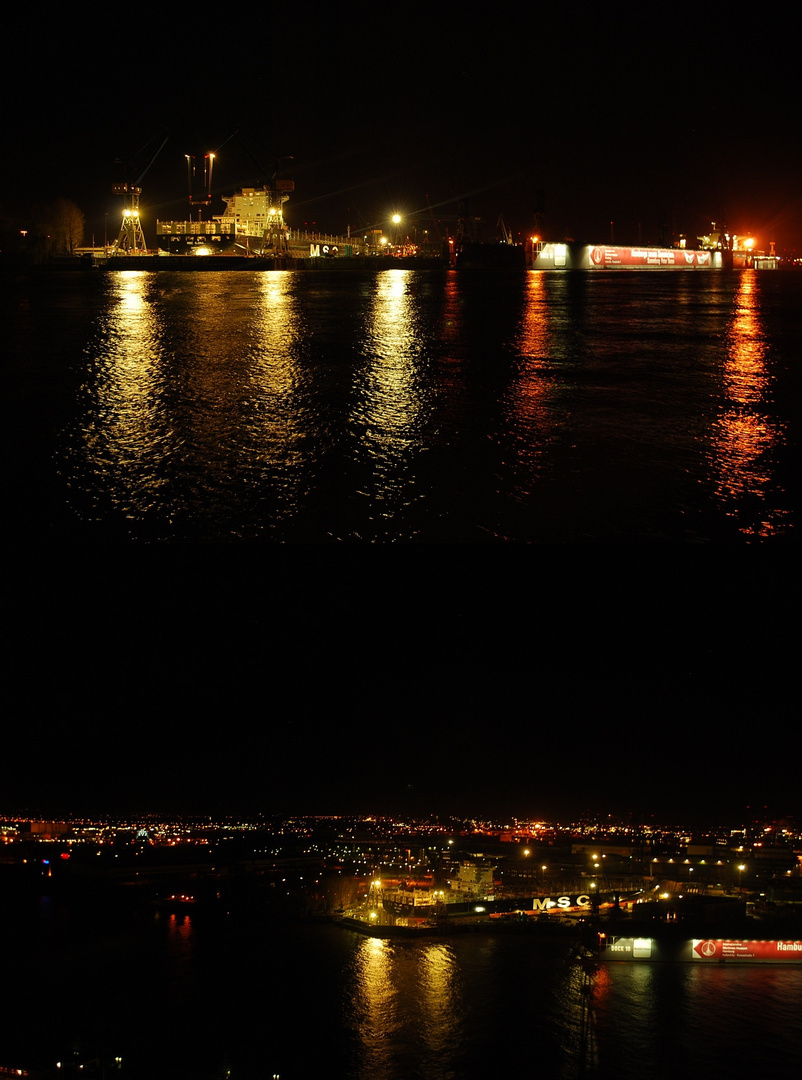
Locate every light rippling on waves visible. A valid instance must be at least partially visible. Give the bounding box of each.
[590,961,802,1079]
[712,271,789,537]
[343,934,590,1080]
[39,267,801,541]
[348,939,466,1080]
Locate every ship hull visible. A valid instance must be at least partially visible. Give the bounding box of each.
[455,242,527,269]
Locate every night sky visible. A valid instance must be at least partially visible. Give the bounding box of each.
[4,2,801,253]
[6,546,799,825]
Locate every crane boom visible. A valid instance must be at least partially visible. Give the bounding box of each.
[111,134,168,253]
[135,135,169,185]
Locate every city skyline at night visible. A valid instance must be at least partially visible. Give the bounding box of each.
[4,801,800,1080]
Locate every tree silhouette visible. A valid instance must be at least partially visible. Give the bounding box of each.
[49,197,85,253]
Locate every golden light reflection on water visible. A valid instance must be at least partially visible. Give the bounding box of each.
[352,938,402,1054]
[350,271,434,526]
[712,271,788,537]
[96,272,164,422]
[349,938,463,1077]
[77,271,173,517]
[57,267,796,542]
[245,274,311,510]
[72,272,317,534]
[417,943,462,1057]
[359,270,426,441]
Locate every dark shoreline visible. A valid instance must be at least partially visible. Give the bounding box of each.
[46,253,451,272]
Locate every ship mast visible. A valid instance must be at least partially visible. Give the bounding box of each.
[186,153,215,221]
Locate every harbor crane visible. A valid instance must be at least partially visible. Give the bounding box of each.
[111,134,168,253]
[497,215,513,244]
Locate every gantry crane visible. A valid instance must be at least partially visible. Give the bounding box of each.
[111,135,168,253]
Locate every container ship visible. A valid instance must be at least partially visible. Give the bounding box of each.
[155,176,319,258]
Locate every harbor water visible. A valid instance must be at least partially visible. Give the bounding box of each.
[1,895,801,1080]
[6,267,801,543]
[4,266,801,1079]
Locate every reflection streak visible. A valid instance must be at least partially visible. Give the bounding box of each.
[359,270,425,449]
[350,271,433,530]
[712,272,788,537]
[68,273,318,537]
[418,944,462,1061]
[349,938,463,1079]
[497,273,560,507]
[351,938,401,1073]
[244,273,311,518]
[72,271,175,524]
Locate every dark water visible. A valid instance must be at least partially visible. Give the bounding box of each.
[2,898,801,1080]
[6,268,801,542]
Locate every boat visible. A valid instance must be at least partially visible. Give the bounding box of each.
[455,240,526,270]
[154,166,367,262]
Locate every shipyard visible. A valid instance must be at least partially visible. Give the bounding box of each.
[12,143,787,274]
[4,811,802,960]
[90,169,786,272]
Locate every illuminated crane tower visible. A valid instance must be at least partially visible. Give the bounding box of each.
[111,183,147,252]
[111,134,168,253]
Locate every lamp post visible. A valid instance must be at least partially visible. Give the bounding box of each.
[392,213,401,249]
[738,864,746,893]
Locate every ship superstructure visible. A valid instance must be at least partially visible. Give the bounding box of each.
[217,181,294,254]
[156,176,295,256]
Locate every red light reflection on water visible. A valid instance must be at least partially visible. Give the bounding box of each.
[500,272,559,498]
[712,272,789,538]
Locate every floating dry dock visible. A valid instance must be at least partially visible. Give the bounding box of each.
[601,936,802,963]
[529,241,779,270]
